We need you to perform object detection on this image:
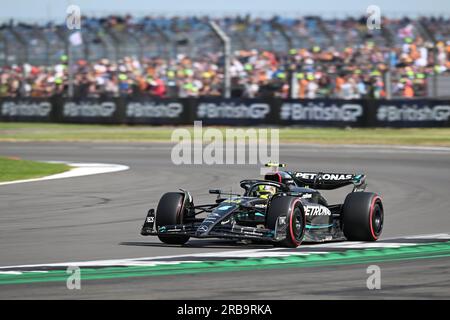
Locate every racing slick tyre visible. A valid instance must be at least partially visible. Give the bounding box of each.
[342,192,384,241]
[156,192,190,245]
[266,196,305,248]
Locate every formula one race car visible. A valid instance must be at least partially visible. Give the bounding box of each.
[141,163,384,247]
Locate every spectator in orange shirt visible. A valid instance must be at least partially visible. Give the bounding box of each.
[403,80,415,98]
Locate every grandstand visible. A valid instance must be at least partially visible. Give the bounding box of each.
[0,15,449,99]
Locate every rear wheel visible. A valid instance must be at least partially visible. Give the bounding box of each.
[156,192,190,245]
[266,196,305,248]
[342,192,383,241]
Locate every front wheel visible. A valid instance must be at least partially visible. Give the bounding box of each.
[266,196,305,248]
[342,192,384,241]
[155,192,190,245]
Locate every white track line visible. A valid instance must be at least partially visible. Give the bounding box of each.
[1,234,448,270]
[0,162,129,186]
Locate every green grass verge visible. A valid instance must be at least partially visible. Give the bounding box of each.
[1,122,450,146]
[0,156,71,182]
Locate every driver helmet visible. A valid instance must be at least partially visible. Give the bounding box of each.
[256,185,276,199]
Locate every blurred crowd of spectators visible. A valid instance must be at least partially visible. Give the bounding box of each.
[1,16,450,99]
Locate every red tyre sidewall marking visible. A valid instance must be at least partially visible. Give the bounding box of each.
[289,199,302,246]
[275,173,282,183]
[176,194,184,224]
[369,196,381,240]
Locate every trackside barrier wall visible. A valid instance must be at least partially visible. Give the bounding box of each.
[0,97,449,128]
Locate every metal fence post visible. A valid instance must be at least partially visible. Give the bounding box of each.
[209,21,231,99]
[68,32,74,98]
[384,70,392,100]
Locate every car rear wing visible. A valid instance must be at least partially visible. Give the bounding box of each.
[290,172,366,191]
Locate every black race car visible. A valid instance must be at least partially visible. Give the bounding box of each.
[141,163,384,247]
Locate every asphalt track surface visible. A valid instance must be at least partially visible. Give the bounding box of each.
[0,142,449,299]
